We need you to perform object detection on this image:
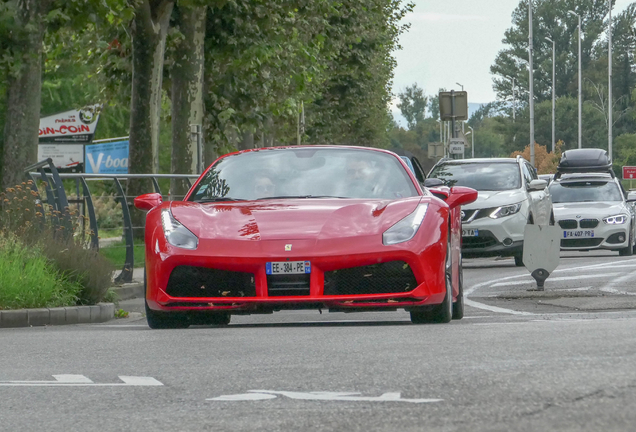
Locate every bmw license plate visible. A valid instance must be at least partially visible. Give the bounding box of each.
[462,229,478,237]
[563,230,595,239]
[266,261,311,275]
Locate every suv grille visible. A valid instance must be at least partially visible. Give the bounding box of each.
[461,230,498,249]
[323,261,417,295]
[166,266,256,298]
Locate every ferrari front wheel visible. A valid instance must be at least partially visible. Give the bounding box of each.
[410,236,453,324]
[144,269,190,329]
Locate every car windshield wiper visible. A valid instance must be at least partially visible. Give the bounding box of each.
[256,195,346,200]
[194,197,246,202]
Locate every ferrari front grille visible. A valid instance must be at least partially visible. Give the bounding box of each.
[267,274,310,296]
[558,219,578,229]
[323,261,417,295]
[166,266,256,298]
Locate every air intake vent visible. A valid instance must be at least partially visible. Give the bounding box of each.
[166,266,255,298]
[324,261,417,295]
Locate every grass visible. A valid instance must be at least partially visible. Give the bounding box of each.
[99,239,146,269]
[0,235,81,309]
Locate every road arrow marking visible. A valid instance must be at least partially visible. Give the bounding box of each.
[0,375,163,387]
[207,390,442,403]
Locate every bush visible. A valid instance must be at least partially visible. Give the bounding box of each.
[0,234,81,309]
[0,181,116,307]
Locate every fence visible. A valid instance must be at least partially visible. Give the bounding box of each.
[25,159,199,283]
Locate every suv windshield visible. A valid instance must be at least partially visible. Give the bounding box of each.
[429,162,521,191]
[549,181,624,203]
[189,148,418,201]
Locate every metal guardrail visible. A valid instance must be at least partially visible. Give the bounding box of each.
[25,159,199,283]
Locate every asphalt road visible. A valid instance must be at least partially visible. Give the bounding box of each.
[2,251,636,431]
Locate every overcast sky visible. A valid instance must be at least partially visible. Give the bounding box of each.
[391,0,634,119]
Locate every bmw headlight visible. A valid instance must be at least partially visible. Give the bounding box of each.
[603,214,628,225]
[489,202,522,219]
[161,209,199,249]
[383,204,428,245]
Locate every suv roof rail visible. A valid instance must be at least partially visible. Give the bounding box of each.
[554,148,614,180]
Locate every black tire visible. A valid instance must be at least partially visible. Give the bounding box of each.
[452,253,464,320]
[514,253,524,267]
[144,269,189,329]
[619,229,634,256]
[410,235,453,324]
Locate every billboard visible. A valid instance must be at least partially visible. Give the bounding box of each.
[38,104,102,144]
[37,144,84,173]
[85,140,129,174]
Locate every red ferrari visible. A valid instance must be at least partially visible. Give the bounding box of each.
[134,146,477,328]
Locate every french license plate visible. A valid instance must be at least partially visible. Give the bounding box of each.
[563,230,595,239]
[266,261,311,275]
[462,229,478,237]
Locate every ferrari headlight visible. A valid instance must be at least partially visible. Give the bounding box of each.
[489,202,522,219]
[383,204,428,245]
[161,209,199,249]
[603,214,628,225]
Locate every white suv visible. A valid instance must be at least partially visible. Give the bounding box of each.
[428,156,553,266]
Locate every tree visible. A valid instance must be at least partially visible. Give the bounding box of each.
[397,83,427,129]
[1,0,51,188]
[491,0,611,104]
[170,1,208,197]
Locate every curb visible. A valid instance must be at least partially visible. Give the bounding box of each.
[111,282,144,301]
[0,303,115,329]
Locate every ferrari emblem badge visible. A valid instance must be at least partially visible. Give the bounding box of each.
[285,244,292,251]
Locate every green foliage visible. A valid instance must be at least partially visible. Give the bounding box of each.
[0,181,115,307]
[0,233,81,310]
[397,83,427,129]
[99,239,146,269]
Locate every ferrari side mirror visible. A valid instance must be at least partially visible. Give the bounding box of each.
[134,193,163,211]
[446,186,478,209]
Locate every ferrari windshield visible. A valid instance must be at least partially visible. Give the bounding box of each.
[188,147,418,201]
[429,162,521,191]
[549,181,624,203]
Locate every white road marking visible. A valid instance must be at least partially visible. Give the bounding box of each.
[490,273,620,287]
[600,268,636,296]
[208,390,442,403]
[464,299,535,316]
[0,375,163,387]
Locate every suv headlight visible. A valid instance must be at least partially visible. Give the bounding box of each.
[383,204,428,245]
[161,209,199,249]
[603,214,628,225]
[489,202,522,219]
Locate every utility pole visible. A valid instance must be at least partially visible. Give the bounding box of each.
[608,0,613,161]
[569,10,582,149]
[529,0,535,166]
[546,36,556,153]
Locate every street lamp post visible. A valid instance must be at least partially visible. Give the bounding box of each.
[608,0,613,162]
[456,83,465,133]
[569,10,582,149]
[529,0,535,166]
[467,126,475,158]
[546,36,556,153]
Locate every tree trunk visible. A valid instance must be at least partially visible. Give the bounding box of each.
[170,4,206,198]
[238,131,254,150]
[128,0,173,238]
[1,0,49,189]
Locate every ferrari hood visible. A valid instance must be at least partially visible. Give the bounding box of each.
[169,197,423,241]
[553,202,628,219]
[463,189,527,210]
